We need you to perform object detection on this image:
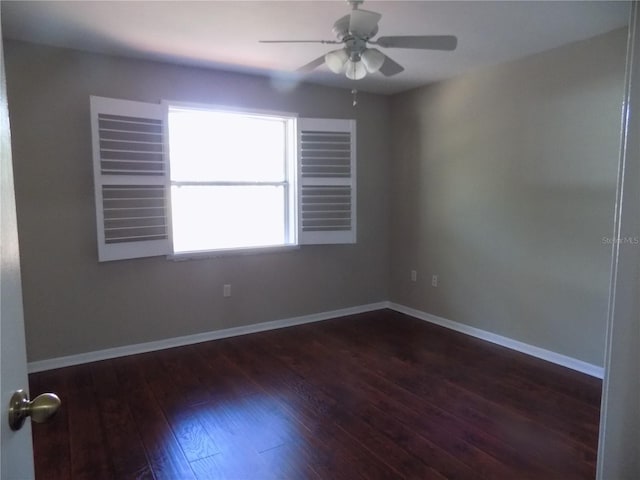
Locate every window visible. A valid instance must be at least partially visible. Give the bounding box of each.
[167,106,296,253]
[90,96,356,262]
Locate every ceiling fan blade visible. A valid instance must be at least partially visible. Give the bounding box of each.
[376,35,458,51]
[349,9,382,38]
[332,14,350,39]
[260,40,339,44]
[378,54,405,77]
[297,55,326,74]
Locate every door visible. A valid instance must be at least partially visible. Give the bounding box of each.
[0,20,36,480]
[596,3,640,478]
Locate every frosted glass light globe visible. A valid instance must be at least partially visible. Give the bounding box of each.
[345,59,367,80]
[324,49,349,73]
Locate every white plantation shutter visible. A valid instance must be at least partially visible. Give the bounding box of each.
[298,118,356,244]
[90,96,171,261]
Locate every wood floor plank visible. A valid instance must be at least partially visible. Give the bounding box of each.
[30,310,602,480]
[225,330,446,479]
[112,355,197,480]
[192,342,267,400]
[258,441,323,480]
[250,327,524,479]
[384,313,602,407]
[211,337,375,480]
[310,315,597,478]
[330,314,599,458]
[165,411,220,463]
[66,388,113,479]
[361,314,598,472]
[90,361,155,480]
[133,349,222,464]
[218,333,461,480]
[356,311,601,413]
[189,452,266,480]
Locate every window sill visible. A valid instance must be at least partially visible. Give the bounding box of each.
[167,244,300,261]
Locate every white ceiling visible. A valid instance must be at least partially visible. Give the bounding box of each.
[1,1,631,95]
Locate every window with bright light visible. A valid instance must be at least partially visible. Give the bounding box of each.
[167,105,296,253]
[90,96,355,262]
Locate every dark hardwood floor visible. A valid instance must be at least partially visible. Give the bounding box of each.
[29,310,602,479]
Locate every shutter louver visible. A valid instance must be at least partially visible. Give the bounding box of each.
[98,113,165,175]
[301,185,352,232]
[91,96,171,261]
[102,185,168,243]
[298,118,356,244]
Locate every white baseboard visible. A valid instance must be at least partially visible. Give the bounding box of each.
[27,302,388,373]
[28,300,604,379]
[387,302,604,379]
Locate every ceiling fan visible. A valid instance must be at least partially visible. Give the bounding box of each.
[259,0,457,80]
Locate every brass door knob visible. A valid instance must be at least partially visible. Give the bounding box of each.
[8,389,61,431]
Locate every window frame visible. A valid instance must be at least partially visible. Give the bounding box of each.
[90,95,356,263]
[162,101,299,256]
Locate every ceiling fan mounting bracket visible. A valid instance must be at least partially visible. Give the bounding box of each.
[347,0,365,9]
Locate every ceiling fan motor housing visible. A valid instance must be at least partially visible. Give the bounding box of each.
[333,15,378,42]
[344,36,368,59]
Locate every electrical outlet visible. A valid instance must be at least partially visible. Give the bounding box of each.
[223,284,231,297]
[431,275,438,287]
[411,270,417,282]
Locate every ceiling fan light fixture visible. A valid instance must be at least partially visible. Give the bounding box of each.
[345,59,367,80]
[361,48,385,73]
[325,49,349,73]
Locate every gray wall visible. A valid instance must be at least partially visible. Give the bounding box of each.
[4,40,390,362]
[389,29,627,366]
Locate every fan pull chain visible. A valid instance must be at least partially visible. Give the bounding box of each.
[351,89,358,107]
